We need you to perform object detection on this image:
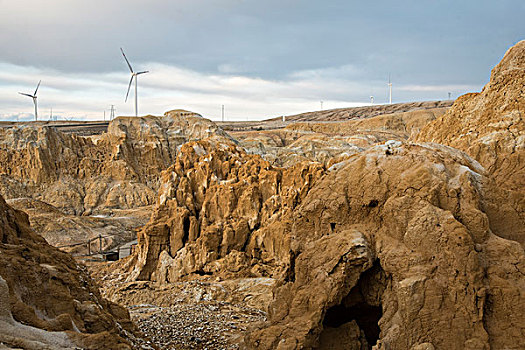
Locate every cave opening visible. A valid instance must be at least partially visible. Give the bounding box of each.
[318,260,385,350]
[182,216,191,245]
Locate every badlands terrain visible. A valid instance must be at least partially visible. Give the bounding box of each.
[0,41,523,349]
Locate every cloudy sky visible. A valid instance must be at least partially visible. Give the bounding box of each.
[0,0,523,121]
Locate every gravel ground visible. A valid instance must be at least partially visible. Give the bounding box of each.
[130,301,266,349]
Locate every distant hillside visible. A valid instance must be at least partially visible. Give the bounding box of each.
[266,100,453,122]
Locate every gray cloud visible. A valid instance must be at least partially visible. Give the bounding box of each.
[0,60,479,121]
[0,0,523,120]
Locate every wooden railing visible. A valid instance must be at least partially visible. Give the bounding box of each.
[56,234,136,260]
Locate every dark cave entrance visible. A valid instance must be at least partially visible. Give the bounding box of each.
[323,303,382,346]
[182,215,191,245]
[318,260,385,350]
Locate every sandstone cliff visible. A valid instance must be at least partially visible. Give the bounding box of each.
[0,110,231,216]
[0,111,233,252]
[107,42,525,350]
[236,108,447,167]
[119,139,325,283]
[114,139,524,349]
[245,142,524,349]
[0,194,143,349]
[416,40,525,246]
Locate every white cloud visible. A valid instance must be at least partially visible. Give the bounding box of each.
[0,60,480,122]
[0,61,375,121]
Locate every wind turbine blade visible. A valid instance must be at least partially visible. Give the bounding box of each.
[120,48,134,73]
[125,75,134,102]
[19,92,34,98]
[136,71,149,75]
[34,80,41,95]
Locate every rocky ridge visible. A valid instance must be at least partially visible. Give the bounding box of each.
[0,110,233,253]
[102,42,525,349]
[416,40,525,246]
[237,107,448,167]
[0,194,145,349]
[0,109,231,216]
[117,139,325,283]
[267,100,453,122]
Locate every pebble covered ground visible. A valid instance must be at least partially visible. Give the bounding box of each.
[130,300,266,349]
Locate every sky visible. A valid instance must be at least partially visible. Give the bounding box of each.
[0,0,523,121]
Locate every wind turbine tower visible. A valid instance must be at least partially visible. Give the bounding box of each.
[121,48,149,117]
[19,80,41,121]
[370,96,374,104]
[388,75,392,104]
[110,105,115,120]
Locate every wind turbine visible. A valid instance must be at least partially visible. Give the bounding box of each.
[388,75,392,104]
[120,48,149,117]
[19,80,41,121]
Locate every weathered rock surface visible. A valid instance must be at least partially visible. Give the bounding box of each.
[116,139,324,283]
[106,43,525,348]
[245,142,525,349]
[0,111,234,256]
[7,198,148,256]
[0,110,231,216]
[287,107,448,139]
[416,40,525,246]
[0,194,144,349]
[236,108,447,167]
[266,100,453,122]
[2,41,524,350]
[110,140,524,349]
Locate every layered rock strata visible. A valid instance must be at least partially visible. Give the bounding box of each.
[236,108,447,167]
[0,110,231,216]
[267,100,453,122]
[0,194,142,349]
[416,40,525,246]
[245,142,524,349]
[120,139,325,282]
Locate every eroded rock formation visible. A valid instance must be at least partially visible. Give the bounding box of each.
[117,139,524,349]
[0,194,142,349]
[0,110,231,216]
[0,111,233,252]
[236,107,448,167]
[416,40,525,246]
[1,41,523,349]
[120,139,325,282]
[109,41,525,350]
[246,142,525,349]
